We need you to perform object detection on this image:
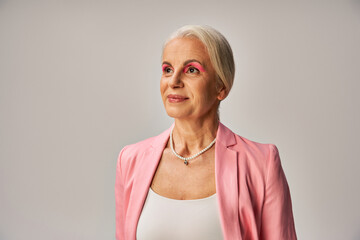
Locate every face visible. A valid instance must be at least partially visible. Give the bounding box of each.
[160,37,226,120]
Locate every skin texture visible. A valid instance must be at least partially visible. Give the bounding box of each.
[151,37,227,200]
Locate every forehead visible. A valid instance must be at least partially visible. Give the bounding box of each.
[162,37,210,64]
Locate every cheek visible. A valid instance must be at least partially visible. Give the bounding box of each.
[191,83,208,102]
[160,78,167,97]
[198,82,217,103]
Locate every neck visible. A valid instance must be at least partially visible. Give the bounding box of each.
[170,116,219,157]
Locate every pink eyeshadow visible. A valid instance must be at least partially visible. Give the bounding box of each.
[162,64,171,72]
[184,62,205,72]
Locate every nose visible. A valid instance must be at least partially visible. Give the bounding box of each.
[168,70,184,88]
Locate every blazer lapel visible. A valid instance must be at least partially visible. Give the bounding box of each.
[215,122,242,240]
[127,123,173,239]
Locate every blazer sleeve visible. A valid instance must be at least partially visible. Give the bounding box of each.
[260,144,297,240]
[115,146,127,240]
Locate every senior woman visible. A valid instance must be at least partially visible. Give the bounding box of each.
[115,25,297,240]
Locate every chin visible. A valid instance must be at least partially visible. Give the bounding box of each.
[165,109,191,119]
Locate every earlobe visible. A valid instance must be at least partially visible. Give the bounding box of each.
[217,87,227,101]
[215,79,227,100]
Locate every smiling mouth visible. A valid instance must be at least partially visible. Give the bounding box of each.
[168,97,189,103]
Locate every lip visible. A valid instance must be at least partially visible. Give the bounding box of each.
[167,94,189,103]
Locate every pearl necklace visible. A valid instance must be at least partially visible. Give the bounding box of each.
[170,126,216,165]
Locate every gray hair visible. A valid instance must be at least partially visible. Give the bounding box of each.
[163,25,235,98]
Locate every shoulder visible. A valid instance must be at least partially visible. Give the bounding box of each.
[227,128,280,174]
[120,135,157,158]
[225,124,278,160]
[116,126,171,172]
[236,134,278,156]
[226,128,284,191]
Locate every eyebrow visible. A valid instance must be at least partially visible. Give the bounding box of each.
[183,59,203,67]
[162,61,172,67]
[162,59,204,67]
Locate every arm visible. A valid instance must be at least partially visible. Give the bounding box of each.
[260,144,297,240]
[115,146,127,240]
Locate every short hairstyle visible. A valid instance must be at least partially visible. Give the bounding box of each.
[163,25,235,97]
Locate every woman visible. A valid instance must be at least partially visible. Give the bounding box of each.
[115,25,297,240]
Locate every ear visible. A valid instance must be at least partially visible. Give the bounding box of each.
[217,86,227,101]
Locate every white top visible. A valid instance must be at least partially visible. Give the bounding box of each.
[136,188,224,240]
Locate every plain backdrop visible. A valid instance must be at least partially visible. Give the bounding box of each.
[1,0,360,239]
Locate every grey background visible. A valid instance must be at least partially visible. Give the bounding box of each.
[1,0,360,239]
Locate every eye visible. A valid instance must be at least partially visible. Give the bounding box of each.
[162,65,173,74]
[185,66,200,74]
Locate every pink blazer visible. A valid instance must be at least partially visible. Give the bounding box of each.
[115,122,297,240]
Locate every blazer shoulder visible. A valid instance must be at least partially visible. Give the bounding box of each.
[231,132,281,184]
[117,126,170,170]
[121,135,156,157]
[233,132,277,158]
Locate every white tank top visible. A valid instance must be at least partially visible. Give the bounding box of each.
[136,187,224,240]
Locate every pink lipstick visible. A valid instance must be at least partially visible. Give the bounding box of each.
[167,94,189,103]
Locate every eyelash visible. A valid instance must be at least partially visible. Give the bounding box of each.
[162,64,172,74]
[162,66,200,74]
[185,66,200,74]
